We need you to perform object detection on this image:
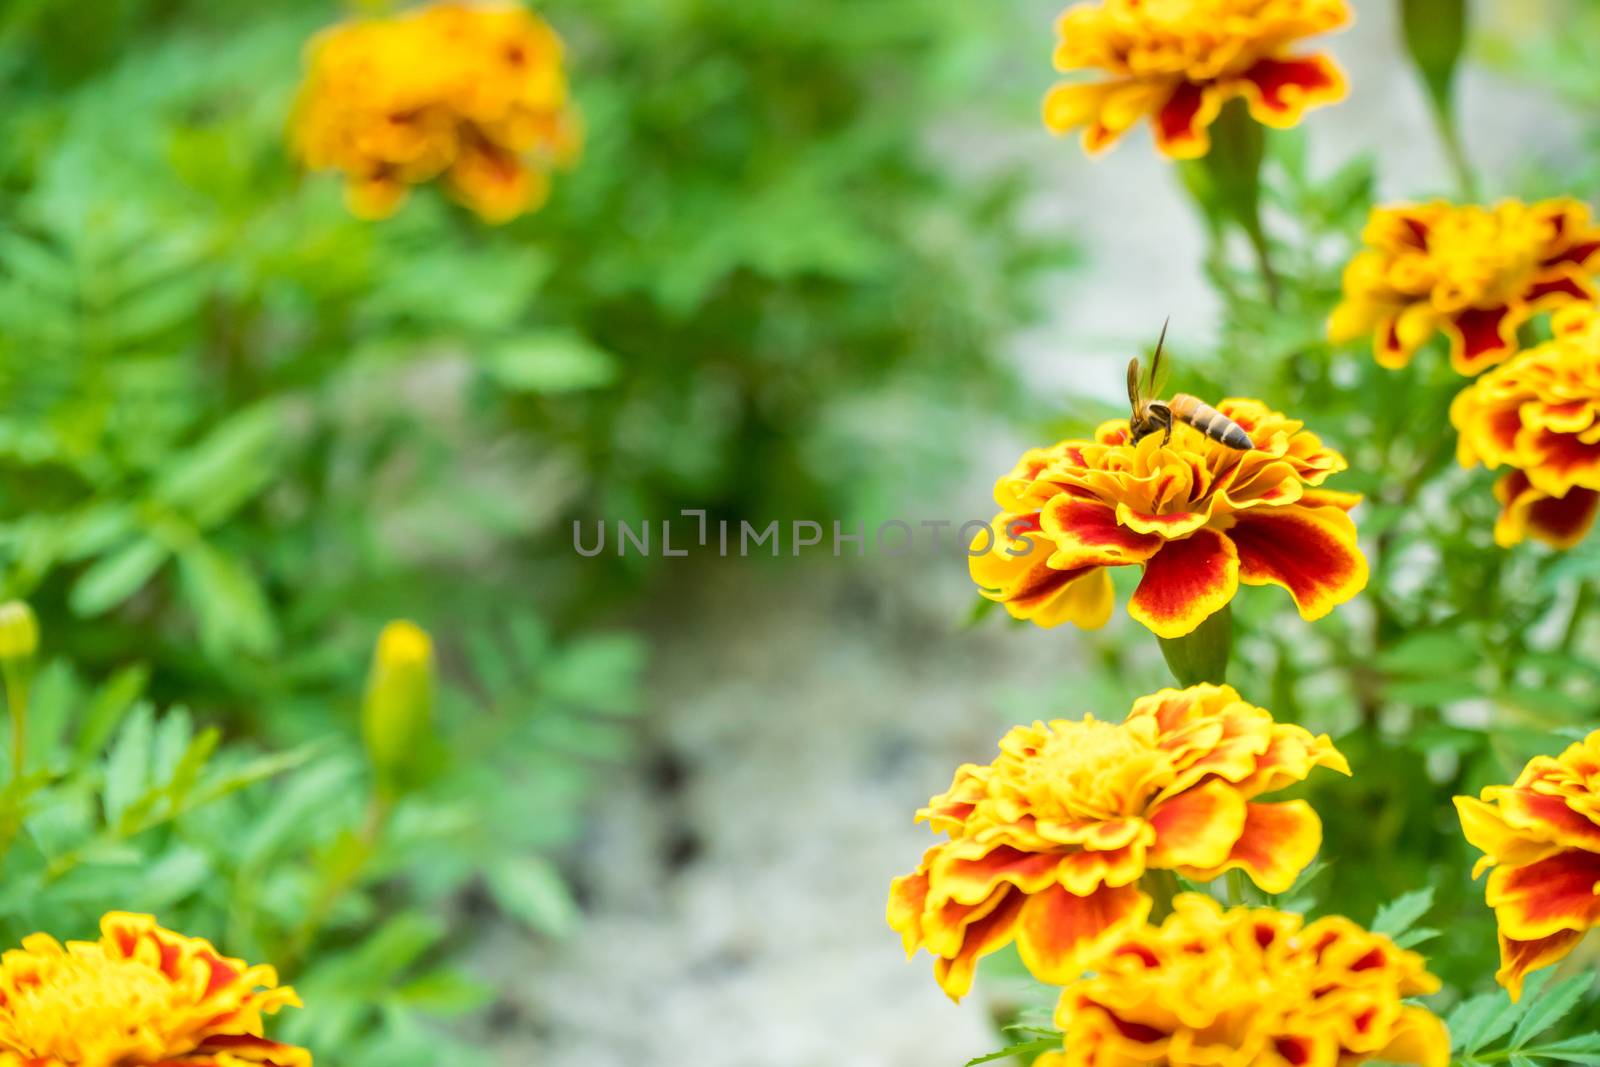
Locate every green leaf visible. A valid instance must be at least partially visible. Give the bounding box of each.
[1372,886,1434,939]
[103,703,155,828]
[965,1038,1062,1066]
[70,539,169,617]
[1450,972,1549,1053]
[75,664,151,763]
[1392,927,1439,949]
[486,854,579,937]
[1511,974,1593,1047]
[484,332,618,394]
[395,969,497,1013]
[175,540,279,657]
[153,403,283,527]
[1519,1032,1600,1064]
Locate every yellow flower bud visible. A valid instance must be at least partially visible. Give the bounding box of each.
[0,601,38,662]
[361,620,434,797]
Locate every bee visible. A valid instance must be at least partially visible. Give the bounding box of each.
[1126,320,1253,451]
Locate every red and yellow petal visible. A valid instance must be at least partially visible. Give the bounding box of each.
[1040,497,1164,568]
[1485,849,1600,942]
[887,870,932,955]
[1015,883,1152,985]
[1497,927,1587,1002]
[1444,304,1523,376]
[1228,505,1367,621]
[1146,779,1248,870]
[1454,795,1564,876]
[971,515,1117,628]
[1151,80,1226,160]
[1494,473,1600,549]
[1489,786,1600,853]
[932,887,1028,1000]
[1127,528,1241,639]
[1371,1006,1452,1067]
[1182,800,1322,893]
[185,1036,314,1067]
[1237,53,1346,129]
[929,844,1076,907]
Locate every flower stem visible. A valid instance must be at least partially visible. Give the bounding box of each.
[1159,605,1233,687]
[2,668,25,781]
[1428,96,1478,202]
[1561,579,1593,655]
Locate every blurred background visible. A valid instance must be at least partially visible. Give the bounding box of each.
[0,0,1597,1064]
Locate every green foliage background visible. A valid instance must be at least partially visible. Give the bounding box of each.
[0,0,1066,1059]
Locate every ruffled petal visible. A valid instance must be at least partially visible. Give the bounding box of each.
[1146,779,1248,869]
[1151,80,1227,160]
[1040,497,1164,568]
[1127,528,1240,639]
[1182,800,1322,893]
[1485,849,1600,942]
[1237,54,1346,129]
[1228,505,1367,621]
[1445,304,1522,376]
[1015,883,1151,985]
[932,887,1028,1000]
[1497,928,1586,1002]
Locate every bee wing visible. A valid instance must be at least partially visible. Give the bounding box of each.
[1126,357,1143,410]
[1148,317,1171,397]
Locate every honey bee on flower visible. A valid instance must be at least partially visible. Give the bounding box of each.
[291,2,580,223]
[1042,0,1351,160]
[969,344,1366,638]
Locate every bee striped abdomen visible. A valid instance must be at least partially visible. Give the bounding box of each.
[1169,394,1253,450]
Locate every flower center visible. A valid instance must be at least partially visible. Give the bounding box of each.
[1020,719,1175,820]
[0,954,179,1063]
[1424,207,1548,308]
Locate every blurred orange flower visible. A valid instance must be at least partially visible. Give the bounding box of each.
[1035,894,1448,1067]
[0,912,308,1066]
[887,684,1348,999]
[970,400,1365,639]
[1043,0,1349,159]
[1450,304,1600,549]
[1329,199,1600,376]
[1456,730,1600,999]
[292,1,579,223]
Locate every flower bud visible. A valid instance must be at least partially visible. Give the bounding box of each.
[361,620,434,797]
[0,601,38,663]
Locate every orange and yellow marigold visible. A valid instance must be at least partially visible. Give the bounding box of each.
[1043,0,1350,160]
[1450,304,1600,549]
[1036,894,1448,1067]
[970,400,1366,639]
[887,684,1348,999]
[1329,199,1600,376]
[1456,729,1600,1000]
[292,1,579,223]
[0,912,309,1066]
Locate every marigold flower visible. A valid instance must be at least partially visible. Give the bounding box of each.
[886,685,1348,999]
[1449,304,1600,549]
[291,2,579,223]
[1034,894,1448,1067]
[1329,199,1600,376]
[1455,729,1600,1000]
[0,912,309,1066]
[970,400,1366,639]
[1042,0,1350,160]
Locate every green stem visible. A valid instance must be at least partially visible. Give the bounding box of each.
[1159,605,1234,687]
[1561,580,1593,655]
[1226,869,1249,907]
[284,792,392,972]
[1428,96,1478,201]
[1145,869,1181,922]
[3,671,24,780]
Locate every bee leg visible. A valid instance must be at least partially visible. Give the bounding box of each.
[1161,421,1172,447]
